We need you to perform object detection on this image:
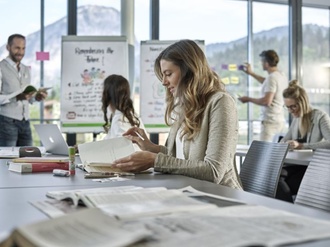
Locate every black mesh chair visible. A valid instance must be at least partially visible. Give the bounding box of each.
[295,149,330,212]
[239,140,289,198]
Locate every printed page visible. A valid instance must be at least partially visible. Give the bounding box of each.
[98,190,217,219]
[122,205,330,247]
[46,186,142,206]
[80,187,168,208]
[178,186,245,206]
[83,164,134,176]
[0,147,20,158]
[78,137,135,165]
[14,208,150,247]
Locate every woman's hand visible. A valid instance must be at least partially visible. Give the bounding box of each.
[112,151,156,172]
[123,127,160,153]
[286,140,302,149]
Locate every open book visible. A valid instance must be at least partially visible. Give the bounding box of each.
[16,185,330,247]
[33,186,218,220]
[0,85,52,104]
[0,208,150,247]
[78,137,136,176]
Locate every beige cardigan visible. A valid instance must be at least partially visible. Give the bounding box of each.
[154,91,242,189]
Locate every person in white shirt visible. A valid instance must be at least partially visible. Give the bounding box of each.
[238,50,287,142]
[101,74,143,139]
[0,34,47,146]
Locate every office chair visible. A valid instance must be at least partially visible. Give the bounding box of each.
[239,140,289,198]
[295,149,330,212]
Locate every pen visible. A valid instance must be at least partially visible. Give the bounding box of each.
[89,171,117,175]
[84,173,118,179]
[134,131,145,141]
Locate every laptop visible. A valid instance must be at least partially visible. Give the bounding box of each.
[34,124,69,155]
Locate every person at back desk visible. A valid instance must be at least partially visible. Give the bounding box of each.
[101,74,144,139]
[111,40,242,189]
[279,79,330,201]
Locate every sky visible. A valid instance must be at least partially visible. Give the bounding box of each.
[0,0,329,46]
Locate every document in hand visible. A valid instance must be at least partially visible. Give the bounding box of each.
[0,85,52,105]
[1,208,150,247]
[78,137,135,175]
[21,85,52,94]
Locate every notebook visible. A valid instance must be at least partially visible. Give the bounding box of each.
[34,124,69,155]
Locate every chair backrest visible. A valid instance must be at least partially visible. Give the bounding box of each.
[240,140,289,198]
[295,149,330,212]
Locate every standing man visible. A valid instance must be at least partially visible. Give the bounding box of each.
[238,50,287,142]
[0,34,47,146]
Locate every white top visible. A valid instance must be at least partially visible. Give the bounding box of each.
[261,70,287,124]
[175,128,184,159]
[104,110,145,140]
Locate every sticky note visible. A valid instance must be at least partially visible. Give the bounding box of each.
[36,52,50,61]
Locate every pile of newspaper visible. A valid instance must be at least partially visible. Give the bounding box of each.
[2,186,330,247]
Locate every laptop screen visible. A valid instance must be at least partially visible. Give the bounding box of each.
[34,124,69,155]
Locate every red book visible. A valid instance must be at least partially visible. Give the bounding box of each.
[8,162,69,173]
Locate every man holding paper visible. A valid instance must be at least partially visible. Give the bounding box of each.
[0,34,47,146]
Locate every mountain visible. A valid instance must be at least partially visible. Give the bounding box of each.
[205,26,288,57]
[0,5,328,91]
[0,5,121,88]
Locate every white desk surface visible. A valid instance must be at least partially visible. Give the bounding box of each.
[1,150,330,247]
[236,145,313,166]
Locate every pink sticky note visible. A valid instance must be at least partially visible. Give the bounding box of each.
[36,52,50,61]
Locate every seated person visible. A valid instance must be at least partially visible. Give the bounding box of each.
[111,40,242,189]
[278,79,330,201]
[101,74,144,139]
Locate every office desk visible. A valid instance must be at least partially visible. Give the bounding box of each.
[0,158,101,189]
[2,156,330,246]
[236,145,313,167]
[1,173,330,247]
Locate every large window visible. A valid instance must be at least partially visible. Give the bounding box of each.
[159,0,248,143]
[250,1,289,140]
[42,0,67,122]
[0,0,41,146]
[134,0,150,114]
[0,0,329,146]
[302,7,330,114]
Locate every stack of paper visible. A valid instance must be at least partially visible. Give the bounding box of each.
[78,137,136,176]
[30,186,330,247]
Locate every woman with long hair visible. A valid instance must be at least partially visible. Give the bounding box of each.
[282,79,330,149]
[111,40,242,189]
[102,74,142,139]
[279,79,330,201]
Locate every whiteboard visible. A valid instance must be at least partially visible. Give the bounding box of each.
[140,40,205,133]
[60,36,128,133]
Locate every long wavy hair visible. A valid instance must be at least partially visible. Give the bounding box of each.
[154,40,225,140]
[101,74,140,133]
[282,79,312,137]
